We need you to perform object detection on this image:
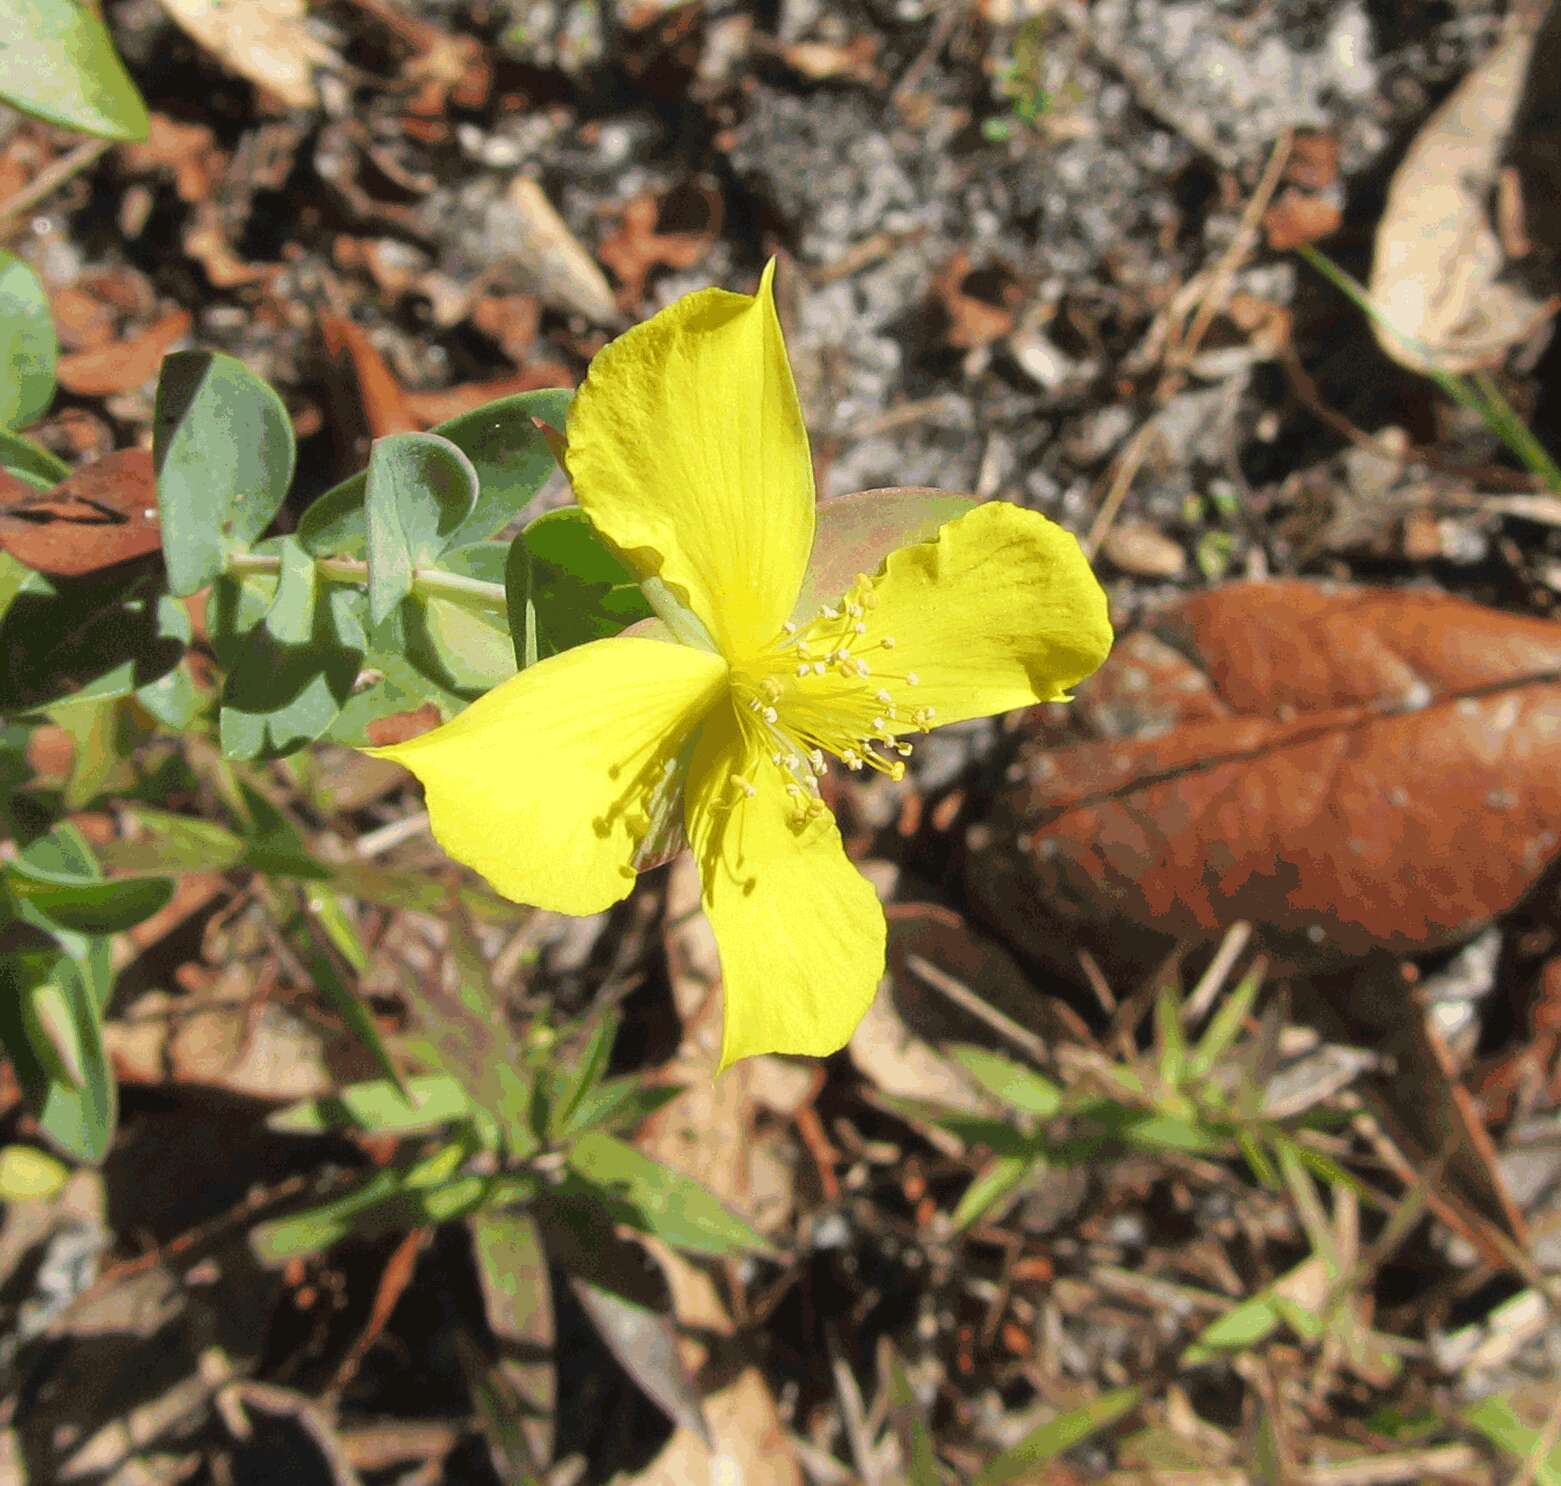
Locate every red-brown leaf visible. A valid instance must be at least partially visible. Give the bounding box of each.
[968,581,1561,968]
[55,309,192,397]
[0,449,163,576]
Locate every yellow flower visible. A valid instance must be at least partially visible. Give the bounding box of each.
[372,263,1112,1070]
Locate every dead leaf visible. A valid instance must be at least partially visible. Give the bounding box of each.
[320,311,420,453]
[1369,16,1557,373]
[933,252,1024,350]
[968,580,1561,970]
[627,1240,803,1486]
[0,449,163,576]
[504,176,621,326]
[363,703,442,747]
[598,185,722,308]
[56,309,192,397]
[779,35,884,84]
[469,293,542,361]
[1286,130,1340,192]
[1262,189,1342,251]
[399,367,572,426]
[1100,520,1187,578]
[121,113,226,202]
[155,0,338,109]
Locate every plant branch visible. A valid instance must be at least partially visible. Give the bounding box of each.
[226,552,509,612]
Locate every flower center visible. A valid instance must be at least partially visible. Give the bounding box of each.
[729,572,936,820]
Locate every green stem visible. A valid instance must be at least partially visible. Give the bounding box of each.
[227,551,509,612]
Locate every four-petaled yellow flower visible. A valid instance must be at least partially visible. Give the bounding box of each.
[373,263,1112,1069]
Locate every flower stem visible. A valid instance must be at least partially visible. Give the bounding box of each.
[226,551,509,612]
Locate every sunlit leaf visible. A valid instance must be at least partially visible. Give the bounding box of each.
[365,432,479,626]
[0,0,150,140]
[0,250,58,429]
[297,388,574,556]
[153,351,296,595]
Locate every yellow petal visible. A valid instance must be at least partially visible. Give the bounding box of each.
[685,702,886,1070]
[371,638,727,915]
[565,260,815,664]
[856,501,1112,730]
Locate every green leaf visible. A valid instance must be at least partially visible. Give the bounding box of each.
[975,1386,1142,1486]
[296,388,573,557]
[559,1074,683,1138]
[952,1152,1033,1231]
[0,251,58,429]
[94,807,247,875]
[0,428,71,486]
[286,883,403,1091]
[1188,967,1263,1081]
[0,825,117,1161]
[878,1095,1036,1157]
[219,538,366,759]
[269,1073,472,1136]
[1461,1395,1561,1486]
[395,908,535,1156]
[325,651,462,745]
[135,656,202,731]
[0,0,150,141]
[365,433,480,626]
[153,351,296,595]
[547,1011,619,1140]
[468,1210,556,1476]
[950,1044,1064,1119]
[251,1143,537,1262]
[394,541,514,696]
[506,508,652,666]
[207,560,278,672]
[884,1346,941,1486]
[562,1131,768,1257]
[0,568,190,715]
[7,870,173,935]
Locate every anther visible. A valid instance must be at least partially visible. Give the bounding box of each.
[881,635,896,649]
[906,671,919,685]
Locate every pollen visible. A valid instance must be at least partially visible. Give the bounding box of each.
[730,570,925,820]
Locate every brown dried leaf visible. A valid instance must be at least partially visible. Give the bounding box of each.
[779,34,884,84]
[1262,189,1342,252]
[598,186,722,309]
[0,449,163,576]
[506,176,621,326]
[399,367,572,427]
[969,580,1561,969]
[320,311,420,444]
[56,309,192,397]
[626,1240,803,1486]
[155,0,338,109]
[121,113,226,202]
[932,251,1023,350]
[1369,18,1556,373]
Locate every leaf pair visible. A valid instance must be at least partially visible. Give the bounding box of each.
[0,823,173,1162]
